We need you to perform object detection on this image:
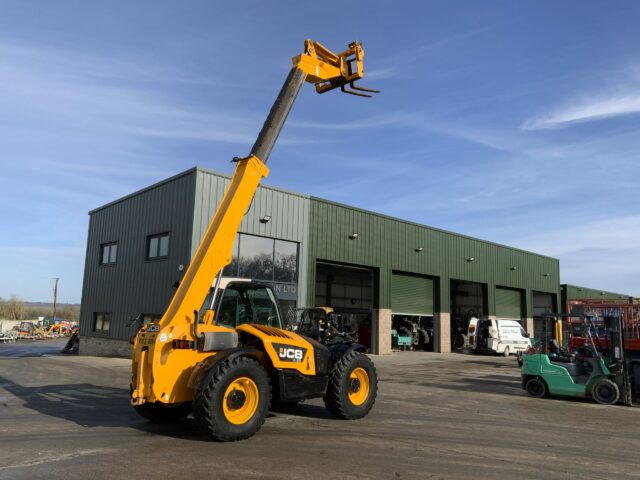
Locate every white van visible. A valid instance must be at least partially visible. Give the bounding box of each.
[467,318,531,357]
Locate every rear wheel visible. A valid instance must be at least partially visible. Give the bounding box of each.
[133,401,192,423]
[525,377,547,398]
[502,346,510,357]
[324,350,377,420]
[592,378,620,405]
[193,356,270,441]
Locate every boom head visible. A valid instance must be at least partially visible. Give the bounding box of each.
[293,39,380,97]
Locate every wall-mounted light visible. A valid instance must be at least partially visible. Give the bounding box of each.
[260,215,271,224]
[415,247,423,252]
[466,257,475,262]
[510,266,518,271]
[543,273,550,277]
[578,288,583,292]
[349,233,359,240]
[601,292,606,295]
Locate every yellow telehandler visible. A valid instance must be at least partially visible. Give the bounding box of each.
[131,39,379,441]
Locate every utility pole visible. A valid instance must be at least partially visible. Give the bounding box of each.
[51,277,59,322]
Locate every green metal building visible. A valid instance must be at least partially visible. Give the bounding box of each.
[80,167,561,356]
[561,284,634,312]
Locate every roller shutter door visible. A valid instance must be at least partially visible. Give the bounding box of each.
[495,287,522,319]
[392,273,434,315]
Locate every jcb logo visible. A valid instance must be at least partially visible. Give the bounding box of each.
[273,343,307,363]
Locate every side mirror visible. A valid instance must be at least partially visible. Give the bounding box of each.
[524,332,530,338]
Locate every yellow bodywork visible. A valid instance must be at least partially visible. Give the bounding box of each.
[555,318,563,347]
[131,39,372,407]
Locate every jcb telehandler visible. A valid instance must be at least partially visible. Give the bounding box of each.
[131,39,379,441]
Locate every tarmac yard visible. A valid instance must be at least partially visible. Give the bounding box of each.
[1,340,639,480]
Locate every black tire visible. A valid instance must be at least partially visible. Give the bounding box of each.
[592,378,620,405]
[133,401,192,423]
[324,351,377,420]
[193,356,270,442]
[525,377,547,398]
[503,346,510,357]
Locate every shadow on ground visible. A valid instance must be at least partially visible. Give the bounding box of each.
[0,376,336,442]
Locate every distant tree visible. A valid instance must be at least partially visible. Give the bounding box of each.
[4,295,26,321]
[25,306,50,320]
[56,305,80,323]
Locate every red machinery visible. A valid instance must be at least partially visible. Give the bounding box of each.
[567,300,640,353]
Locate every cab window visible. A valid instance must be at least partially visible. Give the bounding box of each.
[246,287,282,328]
[215,286,251,328]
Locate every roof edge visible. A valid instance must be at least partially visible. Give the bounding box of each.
[561,284,632,298]
[89,167,199,214]
[194,166,311,199]
[88,165,558,263]
[310,196,560,262]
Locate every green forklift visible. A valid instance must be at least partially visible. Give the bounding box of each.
[521,313,639,405]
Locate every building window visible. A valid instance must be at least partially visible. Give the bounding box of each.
[94,312,111,332]
[143,314,162,324]
[274,239,298,283]
[239,234,274,280]
[147,232,170,260]
[100,242,118,265]
[225,233,298,283]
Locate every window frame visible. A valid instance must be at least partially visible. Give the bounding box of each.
[230,233,299,284]
[93,312,112,333]
[99,242,118,266]
[146,232,170,261]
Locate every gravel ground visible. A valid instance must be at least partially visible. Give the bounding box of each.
[1,339,639,480]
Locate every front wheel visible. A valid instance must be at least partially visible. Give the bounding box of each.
[525,377,547,398]
[324,350,377,420]
[502,346,510,357]
[592,378,620,405]
[193,356,270,442]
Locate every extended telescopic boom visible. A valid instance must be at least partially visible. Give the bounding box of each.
[131,39,377,406]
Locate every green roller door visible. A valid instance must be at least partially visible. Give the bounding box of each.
[392,273,434,315]
[495,287,522,319]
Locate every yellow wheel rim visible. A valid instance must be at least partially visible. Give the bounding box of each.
[223,377,259,425]
[348,367,370,406]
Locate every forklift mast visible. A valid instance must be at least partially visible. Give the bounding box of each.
[605,315,636,405]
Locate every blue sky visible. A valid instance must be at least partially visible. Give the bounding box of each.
[1,0,639,303]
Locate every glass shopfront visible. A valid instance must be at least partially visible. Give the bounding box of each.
[225,233,299,319]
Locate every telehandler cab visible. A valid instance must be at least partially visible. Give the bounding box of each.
[131,40,379,441]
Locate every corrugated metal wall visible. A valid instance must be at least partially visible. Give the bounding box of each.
[307,198,561,316]
[80,167,310,342]
[80,170,197,340]
[191,168,310,305]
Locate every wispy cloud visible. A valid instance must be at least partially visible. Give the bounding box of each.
[288,113,413,131]
[363,67,397,81]
[0,39,312,148]
[522,93,640,130]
